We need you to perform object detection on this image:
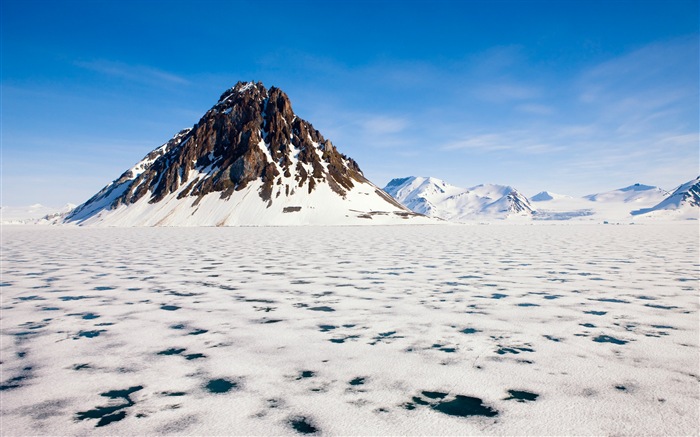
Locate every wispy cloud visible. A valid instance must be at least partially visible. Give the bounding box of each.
[361,116,409,135]
[441,131,565,155]
[75,59,189,86]
[472,82,541,103]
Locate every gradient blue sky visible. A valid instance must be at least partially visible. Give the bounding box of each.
[2,0,698,206]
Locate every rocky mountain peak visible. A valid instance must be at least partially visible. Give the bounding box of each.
[68,81,378,223]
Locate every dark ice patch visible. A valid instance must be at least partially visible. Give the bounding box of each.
[584,310,607,316]
[432,395,498,417]
[461,328,480,334]
[504,390,539,402]
[422,391,447,399]
[184,353,206,360]
[75,385,143,427]
[296,371,315,380]
[349,377,365,386]
[318,325,337,332]
[404,391,498,418]
[369,331,403,345]
[0,367,32,391]
[330,335,360,344]
[160,305,180,311]
[308,306,335,312]
[157,348,186,356]
[76,330,106,339]
[289,416,319,434]
[17,295,45,301]
[593,335,628,345]
[590,298,629,304]
[432,344,456,353]
[412,396,430,405]
[496,346,534,355]
[205,378,237,394]
[644,303,678,310]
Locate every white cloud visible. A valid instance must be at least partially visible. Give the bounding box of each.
[75,59,189,86]
[361,116,409,135]
[472,82,541,102]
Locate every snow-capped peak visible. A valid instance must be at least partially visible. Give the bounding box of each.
[530,191,573,202]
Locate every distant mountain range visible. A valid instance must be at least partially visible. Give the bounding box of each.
[383,177,534,221]
[532,179,698,221]
[382,177,699,222]
[2,80,696,226]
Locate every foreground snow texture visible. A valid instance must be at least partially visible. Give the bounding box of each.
[1,225,698,436]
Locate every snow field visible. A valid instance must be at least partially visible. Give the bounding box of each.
[1,224,698,435]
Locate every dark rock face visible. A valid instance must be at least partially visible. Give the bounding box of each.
[68,81,373,219]
[505,191,535,214]
[681,179,700,207]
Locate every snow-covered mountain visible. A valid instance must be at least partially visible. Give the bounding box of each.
[584,183,668,204]
[1,204,75,225]
[529,182,697,221]
[65,82,430,226]
[383,176,534,221]
[530,191,573,202]
[631,176,700,219]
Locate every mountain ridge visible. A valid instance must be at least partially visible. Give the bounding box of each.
[383,176,534,221]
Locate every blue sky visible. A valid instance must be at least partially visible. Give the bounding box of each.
[2,0,698,206]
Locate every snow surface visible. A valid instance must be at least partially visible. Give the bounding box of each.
[1,224,698,436]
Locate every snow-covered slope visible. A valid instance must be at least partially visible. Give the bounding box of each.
[584,183,668,204]
[65,82,430,226]
[1,204,75,225]
[631,176,700,219]
[383,177,534,221]
[529,182,695,221]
